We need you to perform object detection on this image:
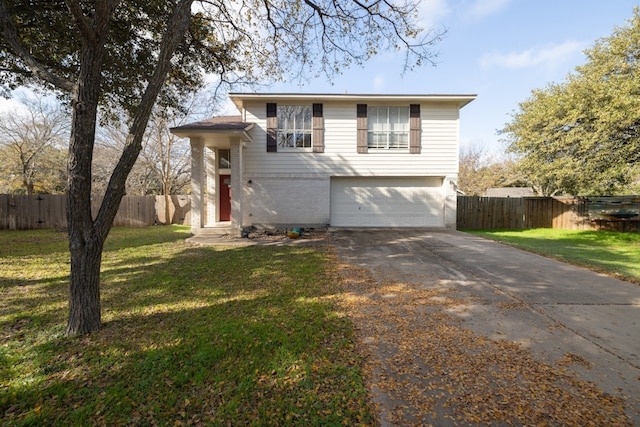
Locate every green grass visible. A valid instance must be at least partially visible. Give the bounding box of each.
[0,226,374,426]
[465,228,640,284]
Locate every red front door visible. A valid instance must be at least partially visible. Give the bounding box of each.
[219,175,231,221]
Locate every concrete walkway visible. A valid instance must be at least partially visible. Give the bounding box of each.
[331,228,640,425]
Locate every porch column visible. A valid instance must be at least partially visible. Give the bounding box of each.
[190,138,205,232]
[230,139,243,229]
[205,147,217,225]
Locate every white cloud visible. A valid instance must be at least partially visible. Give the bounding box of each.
[463,0,512,21]
[479,40,588,70]
[418,0,451,29]
[373,74,385,91]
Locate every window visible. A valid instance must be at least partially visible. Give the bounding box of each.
[277,105,312,149]
[367,106,409,149]
[266,103,324,153]
[218,149,231,169]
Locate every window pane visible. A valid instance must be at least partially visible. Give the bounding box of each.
[278,106,292,129]
[368,132,386,149]
[301,107,311,130]
[368,107,379,131]
[367,133,376,148]
[278,132,294,148]
[396,132,409,148]
[389,107,399,125]
[218,149,231,168]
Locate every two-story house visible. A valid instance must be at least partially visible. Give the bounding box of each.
[170,93,475,232]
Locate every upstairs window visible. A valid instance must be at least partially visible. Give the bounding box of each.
[367,106,410,150]
[357,104,420,154]
[277,105,312,149]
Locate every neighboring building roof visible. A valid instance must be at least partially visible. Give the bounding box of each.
[229,92,477,111]
[485,187,535,197]
[170,115,254,139]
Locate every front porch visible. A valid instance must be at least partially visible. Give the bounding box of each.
[170,116,254,234]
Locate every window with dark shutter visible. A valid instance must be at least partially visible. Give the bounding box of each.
[312,103,324,153]
[266,102,277,152]
[356,104,368,154]
[409,104,421,154]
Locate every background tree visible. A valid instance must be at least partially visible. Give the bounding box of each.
[458,144,522,196]
[97,103,192,218]
[502,7,640,196]
[141,107,192,223]
[0,0,444,336]
[0,93,69,194]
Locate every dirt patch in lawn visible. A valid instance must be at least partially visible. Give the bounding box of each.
[334,260,632,426]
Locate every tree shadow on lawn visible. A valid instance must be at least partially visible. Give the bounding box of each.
[99,244,331,314]
[0,226,191,259]
[2,243,374,426]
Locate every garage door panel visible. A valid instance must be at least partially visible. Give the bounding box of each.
[330,177,444,227]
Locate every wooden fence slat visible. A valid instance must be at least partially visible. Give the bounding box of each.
[456,195,636,231]
[0,195,9,229]
[0,195,191,230]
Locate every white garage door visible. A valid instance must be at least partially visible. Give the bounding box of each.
[330,177,444,227]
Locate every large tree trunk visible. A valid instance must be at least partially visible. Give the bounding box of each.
[67,235,103,335]
[66,19,110,336]
[64,0,194,336]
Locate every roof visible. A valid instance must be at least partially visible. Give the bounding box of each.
[229,92,477,111]
[485,187,535,197]
[171,115,253,132]
[170,115,254,139]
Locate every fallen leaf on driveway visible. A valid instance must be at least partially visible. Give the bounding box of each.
[334,259,632,426]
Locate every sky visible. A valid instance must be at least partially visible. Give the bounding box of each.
[2,1,637,158]
[249,0,640,156]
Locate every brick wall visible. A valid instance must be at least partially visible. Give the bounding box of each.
[242,175,330,227]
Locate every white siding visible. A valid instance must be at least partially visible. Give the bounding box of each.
[241,100,460,177]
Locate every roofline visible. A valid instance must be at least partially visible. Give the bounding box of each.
[170,123,254,140]
[229,92,477,111]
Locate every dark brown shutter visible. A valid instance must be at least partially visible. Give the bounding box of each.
[409,104,421,154]
[266,102,277,152]
[312,103,324,153]
[356,104,368,154]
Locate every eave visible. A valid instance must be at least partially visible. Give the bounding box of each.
[229,92,477,111]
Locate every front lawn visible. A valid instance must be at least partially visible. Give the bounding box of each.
[465,228,640,284]
[0,226,374,426]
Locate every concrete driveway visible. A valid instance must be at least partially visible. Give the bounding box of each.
[331,228,640,425]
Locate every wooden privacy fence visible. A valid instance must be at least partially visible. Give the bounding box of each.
[457,196,640,231]
[0,194,191,230]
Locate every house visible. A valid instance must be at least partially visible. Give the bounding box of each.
[170,93,476,232]
[485,187,535,197]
